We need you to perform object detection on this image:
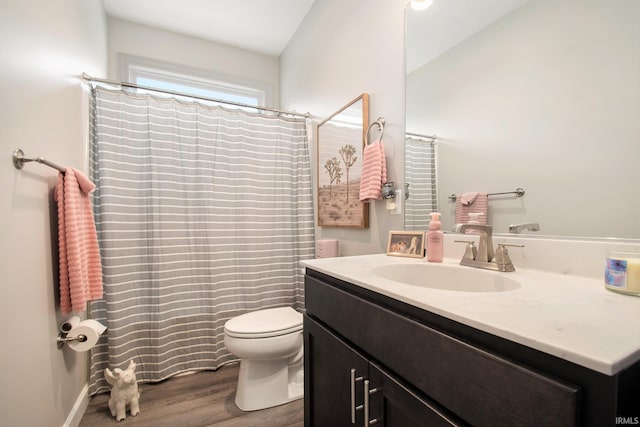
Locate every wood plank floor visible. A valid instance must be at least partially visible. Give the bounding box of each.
[79,362,304,427]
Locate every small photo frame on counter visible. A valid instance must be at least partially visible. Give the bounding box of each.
[386,231,425,258]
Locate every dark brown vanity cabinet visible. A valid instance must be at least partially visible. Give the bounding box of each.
[304,269,640,427]
[305,315,460,426]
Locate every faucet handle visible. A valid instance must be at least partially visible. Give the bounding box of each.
[495,243,524,268]
[454,240,477,261]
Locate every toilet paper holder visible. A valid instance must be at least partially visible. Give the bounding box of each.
[56,317,108,350]
[57,332,88,350]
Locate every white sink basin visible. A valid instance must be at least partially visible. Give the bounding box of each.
[371,263,522,293]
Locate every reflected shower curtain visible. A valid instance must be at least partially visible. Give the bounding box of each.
[88,87,314,394]
[404,135,437,230]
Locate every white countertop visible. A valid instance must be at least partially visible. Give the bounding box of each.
[301,253,640,376]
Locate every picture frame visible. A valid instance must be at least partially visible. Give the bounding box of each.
[316,93,369,228]
[386,231,425,258]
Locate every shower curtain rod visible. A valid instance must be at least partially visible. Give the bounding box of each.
[81,73,310,119]
[406,132,437,141]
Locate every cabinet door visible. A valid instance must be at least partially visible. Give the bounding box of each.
[367,362,464,427]
[304,315,368,427]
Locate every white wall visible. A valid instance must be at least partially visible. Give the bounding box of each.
[407,1,640,238]
[0,1,107,426]
[280,0,407,255]
[107,18,281,107]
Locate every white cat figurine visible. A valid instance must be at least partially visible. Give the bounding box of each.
[104,360,140,421]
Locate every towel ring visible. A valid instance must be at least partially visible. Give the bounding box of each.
[364,117,385,145]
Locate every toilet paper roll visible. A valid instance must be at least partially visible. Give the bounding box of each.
[60,316,81,333]
[67,319,107,352]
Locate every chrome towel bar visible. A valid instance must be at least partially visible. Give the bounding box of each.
[12,148,66,173]
[448,187,525,201]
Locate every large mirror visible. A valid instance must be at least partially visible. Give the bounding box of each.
[405,0,640,239]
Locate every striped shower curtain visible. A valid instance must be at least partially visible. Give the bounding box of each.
[87,87,314,394]
[404,135,437,230]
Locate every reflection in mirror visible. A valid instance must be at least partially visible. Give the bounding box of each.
[405,0,640,239]
[405,133,437,230]
[317,94,369,228]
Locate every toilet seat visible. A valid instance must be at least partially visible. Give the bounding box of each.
[224,307,303,338]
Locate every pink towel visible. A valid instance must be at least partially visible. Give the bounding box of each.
[455,192,488,225]
[460,192,479,206]
[55,168,103,314]
[359,140,387,202]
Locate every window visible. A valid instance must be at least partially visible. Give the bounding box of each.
[117,54,272,109]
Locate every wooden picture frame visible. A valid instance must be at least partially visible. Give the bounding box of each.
[316,93,369,228]
[387,231,425,258]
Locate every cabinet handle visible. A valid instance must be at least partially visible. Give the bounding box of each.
[364,379,380,426]
[350,368,364,424]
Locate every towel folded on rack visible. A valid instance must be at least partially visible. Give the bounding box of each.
[359,140,387,202]
[55,168,103,314]
[455,192,488,226]
[461,192,479,206]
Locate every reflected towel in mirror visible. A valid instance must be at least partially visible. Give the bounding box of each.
[455,192,488,226]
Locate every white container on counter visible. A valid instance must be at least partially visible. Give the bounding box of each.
[605,251,640,296]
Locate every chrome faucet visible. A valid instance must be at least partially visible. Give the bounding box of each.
[455,223,523,272]
[508,222,540,234]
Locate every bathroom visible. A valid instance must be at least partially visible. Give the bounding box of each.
[2,0,638,426]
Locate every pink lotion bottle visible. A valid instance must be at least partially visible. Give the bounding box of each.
[427,212,443,262]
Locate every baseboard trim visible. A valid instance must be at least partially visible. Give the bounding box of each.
[63,383,89,427]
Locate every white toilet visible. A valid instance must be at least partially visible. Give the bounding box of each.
[223,306,304,411]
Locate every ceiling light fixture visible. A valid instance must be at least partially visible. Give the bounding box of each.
[410,0,434,11]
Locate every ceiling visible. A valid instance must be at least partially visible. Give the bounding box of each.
[103,0,316,56]
[407,0,529,73]
[103,0,528,67]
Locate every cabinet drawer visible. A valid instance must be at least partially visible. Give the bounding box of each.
[305,275,580,427]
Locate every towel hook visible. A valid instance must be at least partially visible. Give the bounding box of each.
[364,117,385,145]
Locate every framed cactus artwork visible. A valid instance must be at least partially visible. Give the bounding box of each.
[316,93,369,228]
